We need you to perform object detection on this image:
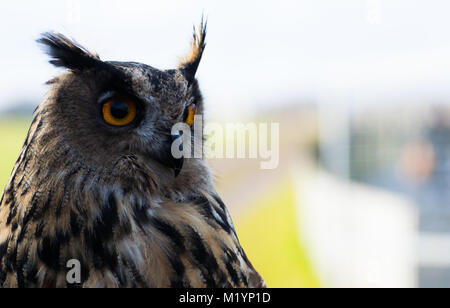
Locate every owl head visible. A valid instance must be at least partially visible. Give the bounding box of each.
[36,21,207,185]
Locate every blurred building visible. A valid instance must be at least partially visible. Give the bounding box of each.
[319,103,450,287]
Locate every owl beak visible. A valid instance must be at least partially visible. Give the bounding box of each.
[150,134,184,177]
[173,157,184,177]
[171,133,184,177]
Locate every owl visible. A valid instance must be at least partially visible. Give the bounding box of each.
[0,21,266,288]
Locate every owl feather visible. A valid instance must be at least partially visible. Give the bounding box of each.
[0,21,266,288]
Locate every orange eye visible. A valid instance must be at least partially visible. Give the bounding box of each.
[186,104,196,126]
[102,98,137,126]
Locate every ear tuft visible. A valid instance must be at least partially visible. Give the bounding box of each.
[37,32,101,71]
[178,18,207,83]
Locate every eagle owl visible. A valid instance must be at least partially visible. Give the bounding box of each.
[0,21,265,288]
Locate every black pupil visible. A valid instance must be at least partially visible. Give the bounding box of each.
[110,101,129,119]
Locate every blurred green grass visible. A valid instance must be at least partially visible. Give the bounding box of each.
[0,118,31,190]
[235,178,320,288]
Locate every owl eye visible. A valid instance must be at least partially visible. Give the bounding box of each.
[186,104,196,126]
[102,98,137,126]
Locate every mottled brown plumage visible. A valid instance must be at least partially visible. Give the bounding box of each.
[0,21,265,288]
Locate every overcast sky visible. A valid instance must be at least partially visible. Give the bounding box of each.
[1,0,450,117]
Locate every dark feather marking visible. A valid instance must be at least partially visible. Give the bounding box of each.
[224,247,238,262]
[24,262,38,286]
[85,192,119,269]
[190,196,219,230]
[187,227,221,288]
[16,243,31,288]
[238,246,252,268]
[118,218,132,238]
[55,229,71,246]
[40,269,57,287]
[78,168,93,194]
[73,198,87,220]
[112,266,128,287]
[16,172,26,194]
[222,247,243,286]
[5,244,17,273]
[12,148,24,169]
[82,230,105,270]
[36,130,58,148]
[69,210,82,237]
[7,192,15,209]
[96,247,118,271]
[121,181,133,195]
[212,198,232,234]
[132,201,150,233]
[5,188,16,207]
[170,279,186,288]
[16,146,32,178]
[38,236,60,270]
[240,271,249,287]
[5,166,19,199]
[95,192,119,241]
[150,218,185,253]
[0,241,7,260]
[35,221,45,238]
[19,179,31,197]
[31,188,53,223]
[6,205,16,226]
[211,195,232,231]
[55,202,63,218]
[0,241,7,285]
[73,170,91,219]
[21,120,35,149]
[212,195,227,212]
[57,147,71,160]
[0,241,8,285]
[223,258,240,286]
[56,164,83,217]
[27,114,42,136]
[192,196,231,233]
[15,117,42,181]
[168,255,187,288]
[16,191,41,243]
[64,163,83,180]
[122,259,148,288]
[29,112,39,128]
[81,263,90,284]
[23,117,43,150]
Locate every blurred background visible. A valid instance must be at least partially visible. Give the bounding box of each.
[1,0,450,287]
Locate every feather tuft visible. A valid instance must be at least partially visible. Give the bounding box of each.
[178,17,207,82]
[37,32,102,71]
